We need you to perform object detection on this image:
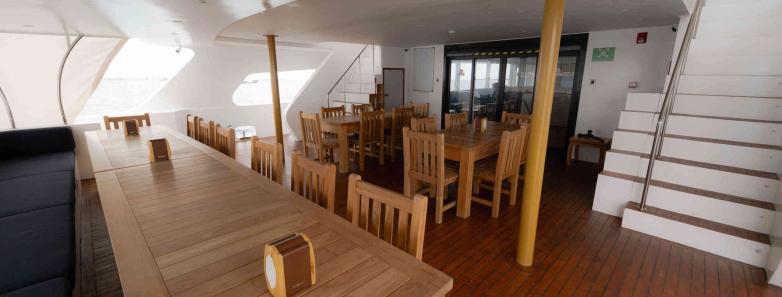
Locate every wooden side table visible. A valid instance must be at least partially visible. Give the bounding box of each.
[567,135,612,166]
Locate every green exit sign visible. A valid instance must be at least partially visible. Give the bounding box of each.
[592,47,615,62]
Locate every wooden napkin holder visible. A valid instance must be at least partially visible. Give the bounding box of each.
[123,119,139,136]
[474,117,488,132]
[264,233,316,297]
[147,138,171,162]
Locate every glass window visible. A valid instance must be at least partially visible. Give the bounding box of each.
[472,58,501,120]
[76,39,194,123]
[504,57,537,114]
[447,60,472,114]
[232,69,316,106]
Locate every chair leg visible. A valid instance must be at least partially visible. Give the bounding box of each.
[509,174,520,206]
[390,137,396,162]
[379,143,385,165]
[359,143,366,171]
[435,183,444,224]
[303,146,309,159]
[472,176,481,194]
[491,180,502,218]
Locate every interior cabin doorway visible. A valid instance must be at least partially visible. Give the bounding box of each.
[383,68,405,109]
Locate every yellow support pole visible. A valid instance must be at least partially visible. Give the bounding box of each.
[265,34,285,148]
[516,0,565,266]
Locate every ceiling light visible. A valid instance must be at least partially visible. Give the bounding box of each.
[21,24,34,28]
[448,29,456,35]
[172,20,184,23]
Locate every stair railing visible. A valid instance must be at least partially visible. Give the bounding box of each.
[639,0,705,211]
[326,45,369,107]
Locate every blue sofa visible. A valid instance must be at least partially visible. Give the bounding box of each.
[0,127,76,297]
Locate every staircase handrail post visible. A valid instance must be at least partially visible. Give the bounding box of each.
[639,0,705,211]
[326,45,370,107]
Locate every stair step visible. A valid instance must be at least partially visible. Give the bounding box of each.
[605,150,778,202]
[685,54,782,76]
[603,171,775,211]
[616,128,782,150]
[690,37,782,57]
[618,110,782,147]
[698,17,782,39]
[707,0,782,7]
[622,202,770,267]
[678,75,782,98]
[622,202,771,267]
[624,93,782,122]
[610,149,778,180]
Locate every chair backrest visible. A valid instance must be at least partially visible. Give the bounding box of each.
[292,151,336,211]
[321,106,345,119]
[197,119,216,147]
[494,126,529,179]
[360,110,385,143]
[369,93,384,110]
[501,111,531,127]
[186,114,198,138]
[251,136,284,184]
[411,102,429,118]
[410,117,437,132]
[444,112,468,129]
[351,103,373,115]
[103,113,151,130]
[299,111,324,149]
[214,124,236,158]
[347,174,427,260]
[403,127,445,185]
[391,106,415,138]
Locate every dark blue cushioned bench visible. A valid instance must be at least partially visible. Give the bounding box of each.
[0,127,76,297]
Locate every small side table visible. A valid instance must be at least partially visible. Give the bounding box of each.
[567,135,612,166]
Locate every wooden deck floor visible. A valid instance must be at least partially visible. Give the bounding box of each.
[79,136,782,296]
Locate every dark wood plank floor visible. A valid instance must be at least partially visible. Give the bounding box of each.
[79,135,782,296]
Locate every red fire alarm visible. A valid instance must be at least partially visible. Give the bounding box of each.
[636,32,648,44]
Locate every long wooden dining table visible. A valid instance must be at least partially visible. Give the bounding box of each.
[85,125,452,297]
[320,113,392,174]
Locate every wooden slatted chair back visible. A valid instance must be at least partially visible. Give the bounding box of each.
[292,151,336,211]
[299,111,328,160]
[196,119,215,147]
[501,111,531,127]
[251,136,284,184]
[360,110,385,143]
[103,113,151,130]
[444,112,468,129]
[410,102,429,118]
[214,124,236,158]
[351,103,373,115]
[186,114,198,138]
[410,117,437,132]
[403,127,445,185]
[495,126,529,179]
[347,174,428,260]
[392,106,414,133]
[321,106,346,119]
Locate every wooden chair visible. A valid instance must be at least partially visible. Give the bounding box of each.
[103,113,151,130]
[351,103,373,115]
[186,114,198,138]
[196,119,216,147]
[388,106,414,162]
[347,174,428,260]
[410,116,437,132]
[410,102,430,118]
[250,136,284,184]
[444,112,468,129]
[352,110,385,171]
[403,127,458,224]
[369,93,384,111]
[214,124,236,159]
[472,126,529,218]
[299,111,338,162]
[320,106,346,119]
[292,151,336,212]
[501,111,531,127]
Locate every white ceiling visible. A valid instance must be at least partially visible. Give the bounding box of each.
[0,0,687,48]
[221,0,689,47]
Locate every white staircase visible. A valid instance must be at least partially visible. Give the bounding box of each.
[327,45,379,110]
[592,0,782,275]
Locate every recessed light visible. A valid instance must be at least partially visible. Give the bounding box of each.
[519,9,526,13]
[448,29,456,34]
[172,20,184,23]
[21,24,34,28]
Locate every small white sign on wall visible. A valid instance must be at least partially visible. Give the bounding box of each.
[413,47,435,92]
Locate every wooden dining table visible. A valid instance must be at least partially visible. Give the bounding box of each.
[85,125,452,297]
[320,113,392,174]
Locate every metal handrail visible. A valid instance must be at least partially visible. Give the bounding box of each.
[0,84,14,128]
[57,34,84,124]
[326,45,369,106]
[639,0,705,211]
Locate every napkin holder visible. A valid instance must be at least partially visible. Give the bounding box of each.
[474,117,488,132]
[147,138,171,162]
[123,119,139,136]
[264,233,316,297]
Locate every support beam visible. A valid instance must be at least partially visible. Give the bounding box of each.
[265,35,285,149]
[516,0,565,266]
